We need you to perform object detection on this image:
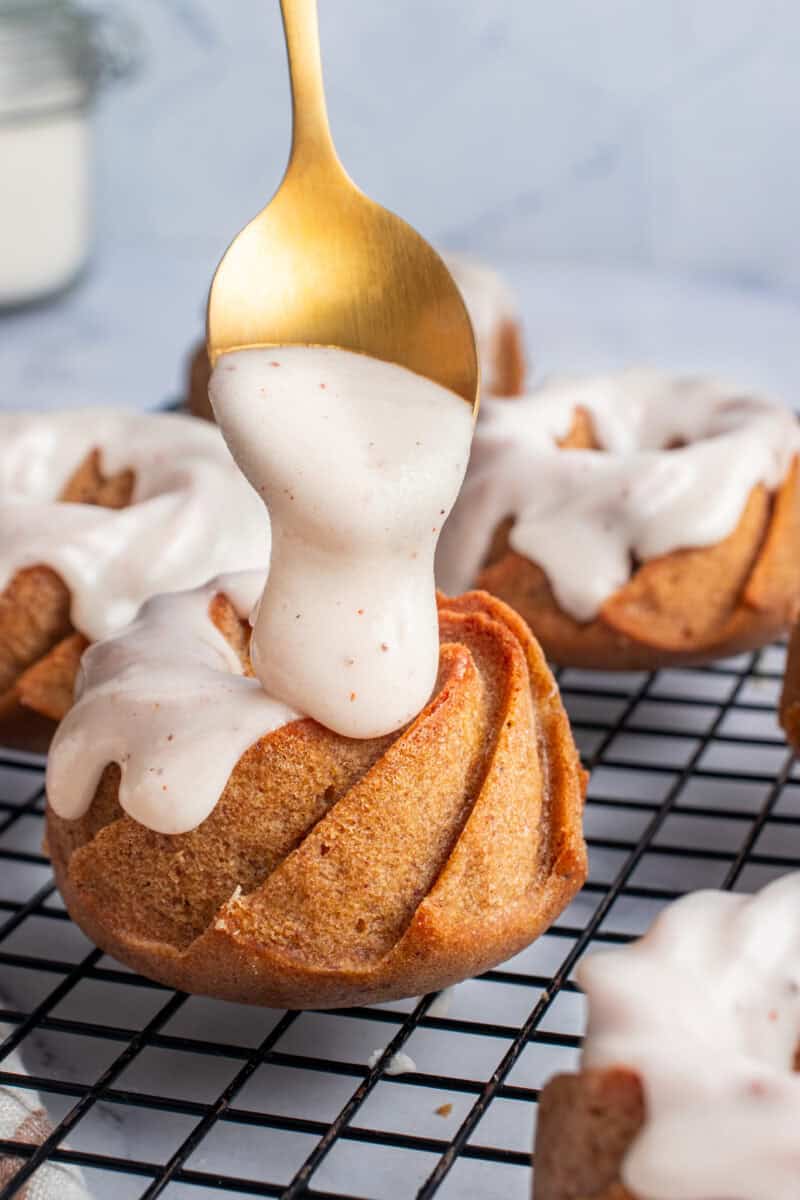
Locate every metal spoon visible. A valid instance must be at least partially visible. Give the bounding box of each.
[207,0,479,410]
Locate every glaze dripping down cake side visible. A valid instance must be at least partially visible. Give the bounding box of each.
[439,370,800,669]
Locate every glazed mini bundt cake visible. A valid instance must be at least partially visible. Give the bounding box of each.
[185,251,526,420]
[439,370,800,669]
[533,874,800,1199]
[45,574,587,1008]
[0,409,268,730]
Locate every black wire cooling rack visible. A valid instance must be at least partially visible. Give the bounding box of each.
[0,642,797,1199]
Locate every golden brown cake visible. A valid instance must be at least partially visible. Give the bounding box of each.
[46,581,587,1009]
[534,1068,644,1200]
[439,372,800,670]
[0,409,268,740]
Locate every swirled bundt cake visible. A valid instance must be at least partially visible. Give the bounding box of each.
[46,575,587,1008]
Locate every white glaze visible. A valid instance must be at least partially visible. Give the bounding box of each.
[437,369,800,620]
[443,252,520,394]
[210,347,472,739]
[367,1048,417,1076]
[0,408,270,640]
[46,572,297,836]
[579,873,800,1200]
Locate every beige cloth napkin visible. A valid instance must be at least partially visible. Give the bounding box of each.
[0,1033,89,1200]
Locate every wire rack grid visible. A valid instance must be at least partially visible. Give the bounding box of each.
[0,641,797,1200]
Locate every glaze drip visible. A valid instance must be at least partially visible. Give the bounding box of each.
[46,573,297,835]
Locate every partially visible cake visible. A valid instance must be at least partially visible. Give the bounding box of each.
[0,409,269,731]
[534,875,800,1199]
[438,370,800,669]
[444,252,526,398]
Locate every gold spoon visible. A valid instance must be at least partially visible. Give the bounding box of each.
[207,0,479,410]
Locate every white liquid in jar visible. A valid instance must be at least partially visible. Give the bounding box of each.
[0,109,90,305]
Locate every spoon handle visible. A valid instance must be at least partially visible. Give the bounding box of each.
[280,0,339,171]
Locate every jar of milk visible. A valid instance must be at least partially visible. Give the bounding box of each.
[0,0,136,307]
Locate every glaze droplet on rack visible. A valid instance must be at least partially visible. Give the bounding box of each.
[209,346,473,738]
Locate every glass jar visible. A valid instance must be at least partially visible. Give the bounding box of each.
[0,0,137,308]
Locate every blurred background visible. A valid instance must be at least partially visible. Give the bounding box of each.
[2,0,799,409]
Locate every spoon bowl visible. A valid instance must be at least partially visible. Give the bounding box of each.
[207,0,479,410]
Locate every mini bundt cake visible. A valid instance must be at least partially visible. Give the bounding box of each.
[444,252,526,398]
[46,574,587,1009]
[533,875,800,1199]
[185,251,526,420]
[439,370,800,669]
[0,409,268,732]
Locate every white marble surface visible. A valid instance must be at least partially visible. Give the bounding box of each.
[81,0,800,293]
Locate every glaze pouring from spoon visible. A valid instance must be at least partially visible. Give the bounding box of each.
[206,0,478,738]
[210,347,473,738]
